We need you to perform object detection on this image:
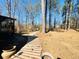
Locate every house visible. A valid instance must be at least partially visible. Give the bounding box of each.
[0,15,16,49]
[0,15,16,33]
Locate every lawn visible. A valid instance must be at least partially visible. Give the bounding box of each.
[37,30,79,59]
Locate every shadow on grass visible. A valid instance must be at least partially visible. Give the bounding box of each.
[0,32,37,58]
[13,33,37,52]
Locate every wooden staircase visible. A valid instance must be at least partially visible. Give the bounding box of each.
[10,38,42,59]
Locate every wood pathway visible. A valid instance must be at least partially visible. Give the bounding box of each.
[10,38,42,59]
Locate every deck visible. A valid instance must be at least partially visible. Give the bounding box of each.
[10,37,42,59]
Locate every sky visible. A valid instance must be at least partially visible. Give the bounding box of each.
[0,0,77,25]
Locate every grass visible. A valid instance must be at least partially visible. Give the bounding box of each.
[37,30,79,59]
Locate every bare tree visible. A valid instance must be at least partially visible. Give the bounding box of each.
[62,4,67,30]
[66,0,73,30]
[48,0,60,31]
[74,0,79,29]
[13,0,18,18]
[0,4,2,15]
[23,0,41,32]
[6,0,11,17]
[62,0,73,30]
[49,0,52,31]
[41,0,47,33]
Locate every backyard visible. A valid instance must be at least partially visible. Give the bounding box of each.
[0,0,79,59]
[37,29,79,59]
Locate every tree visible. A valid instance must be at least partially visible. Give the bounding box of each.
[66,0,73,30]
[62,4,67,30]
[6,0,11,17]
[41,0,47,33]
[48,0,59,30]
[30,3,41,31]
[13,0,18,18]
[0,4,2,15]
[49,0,52,31]
[74,0,79,29]
[23,0,41,32]
[62,0,73,30]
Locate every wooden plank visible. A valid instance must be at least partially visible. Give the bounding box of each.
[10,38,42,59]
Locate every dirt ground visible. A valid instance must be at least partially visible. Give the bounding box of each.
[36,29,79,59]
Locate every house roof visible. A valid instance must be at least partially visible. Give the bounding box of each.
[0,15,16,22]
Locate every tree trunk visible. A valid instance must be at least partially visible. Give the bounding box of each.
[0,5,2,15]
[6,0,11,17]
[31,16,34,31]
[67,1,72,30]
[54,17,56,29]
[41,0,47,33]
[49,0,52,31]
[13,0,17,18]
[67,12,71,30]
[64,13,67,30]
[76,19,79,29]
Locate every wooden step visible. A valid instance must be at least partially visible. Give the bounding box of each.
[11,55,32,59]
[17,55,32,59]
[11,57,20,59]
[23,45,41,47]
[21,53,41,59]
[22,46,42,49]
[10,38,42,59]
[23,51,41,56]
[11,54,41,59]
[21,47,42,50]
[21,49,41,53]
